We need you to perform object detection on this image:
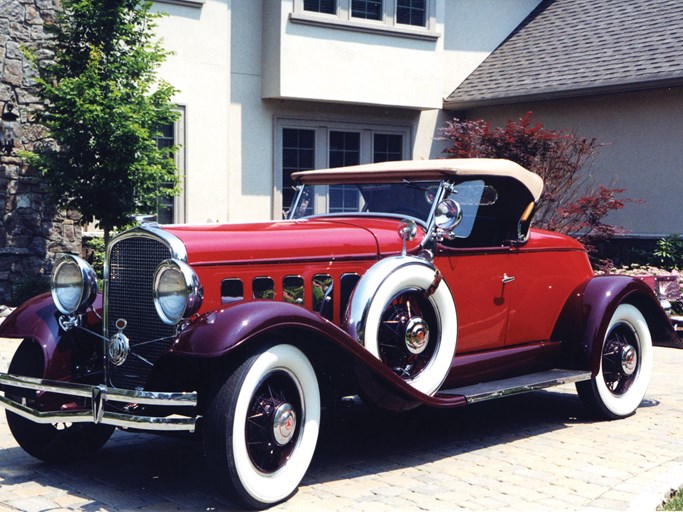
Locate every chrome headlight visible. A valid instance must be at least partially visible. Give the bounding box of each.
[51,254,98,315]
[153,259,203,325]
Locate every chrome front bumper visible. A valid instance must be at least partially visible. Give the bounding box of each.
[0,373,198,432]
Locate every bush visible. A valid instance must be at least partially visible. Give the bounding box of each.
[83,235,106,279]
[654,235,683,269]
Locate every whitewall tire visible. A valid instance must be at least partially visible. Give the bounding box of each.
[204,344,320,509]
[577,304,653,419]
[360,262,457,396]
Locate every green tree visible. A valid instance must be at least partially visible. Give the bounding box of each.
[29,0,179,245]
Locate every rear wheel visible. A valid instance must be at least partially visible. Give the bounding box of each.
[5,340,114,462]
[204,344,320,509]
[577,304,653,419]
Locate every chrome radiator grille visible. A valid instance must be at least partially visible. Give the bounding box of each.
[106,234,176,389]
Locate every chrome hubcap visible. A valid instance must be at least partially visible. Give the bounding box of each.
[405,317,430,355]
[621,344,637,376]
[379,291,439,380]
[272,402,297,446]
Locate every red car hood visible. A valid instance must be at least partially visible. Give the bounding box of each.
[164,218,423,265]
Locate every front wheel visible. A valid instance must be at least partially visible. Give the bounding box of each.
[577,304,653,419]
[204,344,321,509]
[5,339,114,462]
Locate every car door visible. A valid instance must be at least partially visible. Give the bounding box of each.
[435,246,513,354]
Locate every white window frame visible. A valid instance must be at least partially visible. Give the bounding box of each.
[154,106,187,224]
[291,0,439,41]
[173,106,187,223]
[273,118,412,216]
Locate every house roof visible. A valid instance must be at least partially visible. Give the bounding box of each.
[444,0,683,110]
[292,158,544,201]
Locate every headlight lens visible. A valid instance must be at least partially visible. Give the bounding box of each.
[153,259,203,325]
[51,254,98,315]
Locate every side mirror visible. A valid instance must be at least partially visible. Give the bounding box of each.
[398,219,417,256]
[434,199,462,231]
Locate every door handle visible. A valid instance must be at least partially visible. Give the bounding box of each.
[502,273,516,284]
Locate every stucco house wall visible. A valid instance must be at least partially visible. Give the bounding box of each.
[152,0,542,223]
[152,0,231,224]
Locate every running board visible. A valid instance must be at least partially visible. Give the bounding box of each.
[438,369,592,404]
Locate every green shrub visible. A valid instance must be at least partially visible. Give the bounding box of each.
[654,235,683,269]
[83,235,106,279]
[660,486,683,510]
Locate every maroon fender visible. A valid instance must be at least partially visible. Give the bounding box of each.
[553,275,678,375]
[0,293,103,380]
[0,293,59,344]
[171,300,467,409]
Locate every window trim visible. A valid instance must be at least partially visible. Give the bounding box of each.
[154,106,187,225]
[291,0,439,41]
[173,106,187,224]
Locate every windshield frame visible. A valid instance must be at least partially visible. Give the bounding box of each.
[287,179,446,226]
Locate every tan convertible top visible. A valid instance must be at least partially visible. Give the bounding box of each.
[292,158,544,202]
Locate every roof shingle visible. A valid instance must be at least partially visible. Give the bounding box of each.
[444,0,683,109]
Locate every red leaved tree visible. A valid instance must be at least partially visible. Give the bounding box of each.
[439,112,632,251]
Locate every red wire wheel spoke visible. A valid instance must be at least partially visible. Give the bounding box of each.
[245,371,303,473]
[378,290,439,380]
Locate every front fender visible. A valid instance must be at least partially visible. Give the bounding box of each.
[553,275,678,375]
[0,293,59,344]
[171,301,344,357]
[171,301,467,409]
[0,293,103,380]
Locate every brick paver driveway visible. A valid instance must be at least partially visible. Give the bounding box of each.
[1,338,683,511]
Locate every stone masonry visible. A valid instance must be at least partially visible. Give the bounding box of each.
[0,0,81,305]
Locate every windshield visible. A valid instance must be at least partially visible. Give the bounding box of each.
[289,181,441,224]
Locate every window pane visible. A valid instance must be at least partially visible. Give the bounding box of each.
[329,131,360,168]
[340,273,360,318]
[397,0,425,26]
[253,277,275,300]
[304,0,336,14]
[329,131,360,213]
[221,279,244,304]
[284,276,305,304]
[373,133,403,162]
[156,196,174,224]
[155,122,176,224]
[313,274,334,320]
[282,128,316,213]
[352,0,382,20]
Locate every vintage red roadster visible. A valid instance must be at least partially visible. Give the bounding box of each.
[0,159,677,508]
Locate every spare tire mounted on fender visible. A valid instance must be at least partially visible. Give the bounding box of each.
[345,256,457,396]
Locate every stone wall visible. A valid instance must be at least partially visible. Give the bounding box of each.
[0,0,81,305]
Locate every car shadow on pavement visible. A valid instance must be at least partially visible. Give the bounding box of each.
[0,388,656,511]
[310,388,590,480]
